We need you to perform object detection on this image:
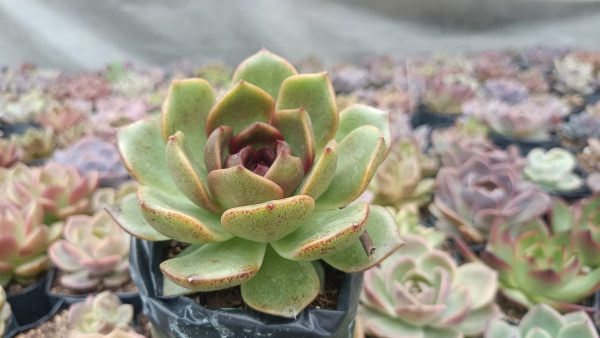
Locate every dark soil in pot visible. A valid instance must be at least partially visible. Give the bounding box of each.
[489,131,560,155]
[410,105,458,129]
[131,238,363,338]
[6,273,54,327]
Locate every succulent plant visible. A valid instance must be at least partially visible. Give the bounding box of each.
[519,46,568,72]
[0,202,62,286]
[430,120,496,168]
[395,205,446,248]
[93,97,147,141]
[331,64,370,94]
[485,304,599,338]
[0,286,11,337]
[578,138,600,174]
[109,50,401,317]
[68,291,144,338]
[90,182,138,213]
[371,139,435,208]
[483,78,529,103]
[0,90,53,123]
[0,138,20,168]
[523,148,583,193]
[469,50,519,80]
[105,63,164,98]
[431,154,550,243]
[588,174,600,193]
[11,127,54,162]
[422,71,479,115]
[554,53,599,95]
[361,235,499,338]
[49,210,131,292]
[515,68,550,94]
[52,73,111,101]
[37,104,89,147]
[52,136,129,187]
[560,112,600,149]
[481,218,600,311]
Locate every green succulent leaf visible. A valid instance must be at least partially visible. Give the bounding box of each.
[241,247,319,318]
[221,195,315,243]
[165,131,221,213]
[161,238,266,293]
[271,202,369,261]
[317,125,387,208]
[264,145,305,196]
[137,186,232,244]
[485,319,518,338]
[233,49,297,100]
[519,304,563,337]
[556,322,598,338]
[323,205,403,272]
[204,126,233,172]
[105,194,168,241]
[161,78,215,160]
[524,328,553,338]
[551,199,572,233]
[272,108,316,171]
[117,118,177,194]
[336,104,391,147]
[205,81,275,135]
[207,165,284,209]
[295,139,337,200]
[277,72,338,149]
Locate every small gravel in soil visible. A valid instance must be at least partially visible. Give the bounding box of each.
[15,310,69,338]
[50,269,138,295]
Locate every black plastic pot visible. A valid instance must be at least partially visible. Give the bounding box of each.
[45,269,143,315]
[6,273,54,328]
[410,106,458,129]
[5,315,18,338]
[130,239,363,338]
[5,294,64,338]
[489,131,560,155]
[0,121,40,138]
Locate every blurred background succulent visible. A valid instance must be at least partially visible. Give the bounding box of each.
[0,286,11,337]
[37,104,89,148]
[68,291,143,338]
[49,210,131,292]
[104,62,164,99]
[469,50,519,81]
[560,112,600,150]
[331,64,370,94]
[11,127,54,163]
[421,71,479,115]
[90,182,138,213]
[482,78,530,103]
[360,236,499,338]
[0,202,62,286]
[0,138,20,168]
[110,50,402,317]
[395,204,446,248]
[553,52,599,95]
[578,138,600,175]
[481,218,600,311]
[51,73,111,103]
[93,97,148,141]
[485,304,599,338]
[0,90,54,124]
[52,136,130,187]
[431,153,550,243]
[523,148,583,193]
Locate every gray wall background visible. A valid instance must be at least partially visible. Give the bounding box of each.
[1,0,599,71]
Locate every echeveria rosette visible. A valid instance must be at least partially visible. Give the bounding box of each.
[49,210,131,292]
[0,286,11,337]
[481,219,600,312]
[524,148,583,193]
[431,154,550,243]
[361,236,499,338]
[485,304,599,338]
[110,50,402,317]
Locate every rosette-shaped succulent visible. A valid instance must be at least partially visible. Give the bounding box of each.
[68,291,144,338]
[361,236,499,338]
[11,127,54,162]
[90,182,137,213]
[0,286,11,337]
[561,112,600,150]
[37,104,89,147]
[485,304,599,338]
[395,205,445,248]
[431,154,550,243]
[578,138,600,175]
[0,202,62,286]
[0,138,20,168]
[554,53,599,95]
[481,219,600,311]
[49,210,130,292]
[483,78,529,103]
[470,50,518,80]
[105,63,164,98]
[422,72,479,115]
[109,50,401,317]
[53,136,129,187]
[523,148,583,193]
[52,73,111,102]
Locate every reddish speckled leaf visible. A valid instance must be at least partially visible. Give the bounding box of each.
[106,194,168,242]
[233,49,297,100]
[204,126,233,172]
[295,139,337,199]
[264,142,305,196]
[229,122,283,153]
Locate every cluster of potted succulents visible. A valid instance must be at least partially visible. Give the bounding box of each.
[1,46,600,338]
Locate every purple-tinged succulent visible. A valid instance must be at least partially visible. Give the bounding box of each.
[52,136,129,187]
[469,50,519,81]
[485,304,599,338]
[481,218,600,311]
[93,97,147,141]
[431,154,550,243]
[422,71,479,115]
[0,286,10,337]
[515,68,550,94]
[331,64,370,94]
[68,291,144,338]
[0,138,20,168]
[483,78,529,103]
[51,73,111,102]
[561,112,600,149]
[524,148,583,193]
[519,46,569,72]
[49,210,130,292]
[0,202,62,286]
[554,52,600,95]
[361,236,499,338]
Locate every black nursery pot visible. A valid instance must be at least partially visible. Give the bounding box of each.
[4,298,64,338]
[410,106,458,129]
[489,131,560,155]
[6,273,54,327]
[44,269,142,315]
[130,239,363,338]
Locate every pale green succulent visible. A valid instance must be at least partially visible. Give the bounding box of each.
[395,205,445,248]
[524,148,583,193]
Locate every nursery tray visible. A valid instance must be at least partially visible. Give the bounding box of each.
[6,273,54,328]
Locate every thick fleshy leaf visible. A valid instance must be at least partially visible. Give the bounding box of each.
[323,205,403,272]
[519,304,563,337]
[336,104,391,147]
[161,78,215,160]
[165,131,221,213]
[221,195,314,242]
[457,304,499,336]
[207,165,284,209]
[272,108,316,171]
[485,318,518,338]
[205,81,275,135]
[360,307,425,338]
[106,194,168,241]
[204,126,233,172]
[264,142,305,196]
[60,270,99,290]
[137,186,231,244]
[161,238,266,292]
[272,202,369,261]
[556,322,599,338]
[455,263,497,309]
[117,118,177,193]
[550,199,572,233]
[14,255,49,279]
[241,247,319,318]
[48,241,83,272]
[525,328,554,338]
[295,139,337,199]
[317,125,387,208]
[277,72,338,149]
[233,49,297,100]
[229,122,283,153]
